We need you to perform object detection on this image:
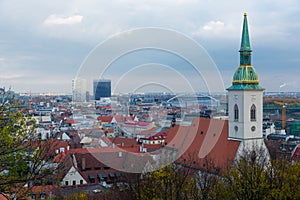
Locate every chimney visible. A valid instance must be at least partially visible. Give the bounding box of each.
[82,154,86,170]
[72,153,78,169]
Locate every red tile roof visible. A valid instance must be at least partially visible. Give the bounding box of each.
[113,114,126,123]
[140,131,168,141]
[29,185,58,199]
[97,116,113,123]
[45,140,69,157]
[108,137,139,148]
[53,152,67,163]
[0,194,9,200]
[187,105,206,109]
[122,121,152,128]
[99,106,113,110]
[65,118,79,124]
[85,115,95,119]
[55,118,240,174]
[173,118,240,173]
[291,144,300,161]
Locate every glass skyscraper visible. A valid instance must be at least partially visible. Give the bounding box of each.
[93,79,111,100]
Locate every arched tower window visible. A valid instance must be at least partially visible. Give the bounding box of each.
[234,104,239,121]
[250,104,256,121]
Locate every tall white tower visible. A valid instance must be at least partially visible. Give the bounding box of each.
[72,78,87,102]
[227,13,265,150]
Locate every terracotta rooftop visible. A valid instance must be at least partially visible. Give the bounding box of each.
[65,118,79,124]
[113,114,125,123]
[29,185,59,198]
[0,194,9,200]
[140,131,168,141]
[291,144,300,161]
[97,116,113,123]
[170,118,241,173]
[108,137,139,148]
[55,118,241,174]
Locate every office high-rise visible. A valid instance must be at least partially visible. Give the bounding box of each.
[93,79,111,100]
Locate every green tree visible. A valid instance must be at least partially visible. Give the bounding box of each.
[112,148,300,200]
[225,148,271,200]
[192,169,228,200]
[54,191,89,200]
[0,91,52,199]
[225,148,300,200]
[122,163,197,200]
[265,160,300,199]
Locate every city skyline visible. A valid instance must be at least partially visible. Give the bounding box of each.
[0,0,299,93]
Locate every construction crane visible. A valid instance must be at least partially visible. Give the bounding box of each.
[274,101,287,131]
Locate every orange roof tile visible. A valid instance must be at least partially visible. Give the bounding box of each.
[108,137,138,148]
[55,118,240,174]
[97,116,113,123]
[172,118,240,173]
[0,194,9,200]
[65,118,79,124]
[113,114,126,123]
[291,144,300,161]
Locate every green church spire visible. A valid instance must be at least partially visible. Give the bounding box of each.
[239,13,252,65]
[227,13,264,91]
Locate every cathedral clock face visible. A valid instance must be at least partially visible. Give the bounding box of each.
[251,126,256,132]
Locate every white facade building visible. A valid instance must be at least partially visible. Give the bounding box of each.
[61,166,87,186]
[72,78,87,102]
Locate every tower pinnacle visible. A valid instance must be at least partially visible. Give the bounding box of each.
[240,13,252,65]
[227,13,264,91]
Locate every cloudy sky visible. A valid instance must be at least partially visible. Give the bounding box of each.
[0,0,299,94]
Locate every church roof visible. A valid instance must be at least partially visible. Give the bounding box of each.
[174,121,271,175]
[227,13,264,91]
[171,118,241,174]
[232,65,259,84]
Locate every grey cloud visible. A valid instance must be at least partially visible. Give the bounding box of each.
[0,0,299,92]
